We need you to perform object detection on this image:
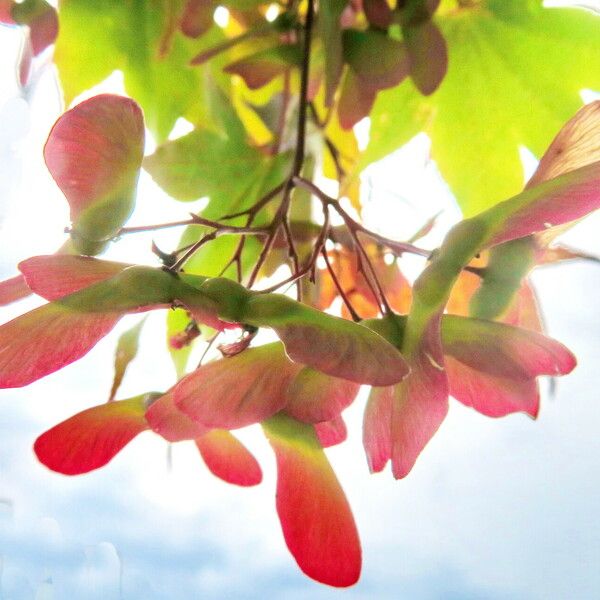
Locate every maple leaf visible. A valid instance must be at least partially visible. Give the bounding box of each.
[54,0,215,141]
[362,1,600,216]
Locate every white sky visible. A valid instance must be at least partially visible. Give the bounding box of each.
[0,5,599,599]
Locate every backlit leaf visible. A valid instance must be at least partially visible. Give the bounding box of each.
[54,0,213,142]
[529,100,600,188]
[441,315,576,380]
[481,161,600,248]
[285,367,360,424]
[364,310,575,473]
[145,391,209,442]
[0,303,121,388]
[44,94,144,255]
[390,318,448,479]
[174,343,300,429]
[196,429,262,486]
[224,44,301,89]
[262,414,361,587]
[144,127,272,203]
[363,385,393,473]
[108,318,146,401]
[398,0,446,95]
[244,293,409,385]
[0,275,31,307]
[33,395,151,475]
[315,415,347,448]
[338,29,409,129]
[56,266,222,330]
[364,2,600,216]
[468,237,535,320]
[19,255,130,301]
[445,356,539,419]
[470,100,600,319]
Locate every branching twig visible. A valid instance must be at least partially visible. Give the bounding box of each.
[247,0,315,288]
[118,216,266,237]
[292,176,431,258]
[260,202,329,293]
[169,231,218,272]
[220,182,285,220]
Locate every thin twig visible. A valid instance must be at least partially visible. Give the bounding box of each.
[219,213,256,281]
[197,332,220,368]
[189,214,268,235]
[118,216,266,237]
[349,226,391,314]
[281,216,301,300]
[259,203,329,293]
[169,231,217,272]
[292,176,431,258]
[220,181,285,220]
[292,0,314,178]
[320,247,361,321]
[118,219,196,235]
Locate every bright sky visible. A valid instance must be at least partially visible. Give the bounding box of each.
[0,6,599,599]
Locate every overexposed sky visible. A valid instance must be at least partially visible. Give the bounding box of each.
[0,6,599,599]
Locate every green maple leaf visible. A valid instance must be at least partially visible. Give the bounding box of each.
[54,0,226,142]
[144,99,290,371]
[360,0,600,216]
[144,117,291,277]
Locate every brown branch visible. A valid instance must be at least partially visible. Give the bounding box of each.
[292,176,431,258]
[169,231,218,272]
[292,0,314,178]
[117,219,197,235]
[348,226,391,315]
[219,213,256,281]
[281,216,301,300]
[247,0,315,288]
[320,247,361,322]
[259,203,329,293]
[118,215,266,237]
[220,181,285,220]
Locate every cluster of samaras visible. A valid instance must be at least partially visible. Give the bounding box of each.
[1,89,599,585]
